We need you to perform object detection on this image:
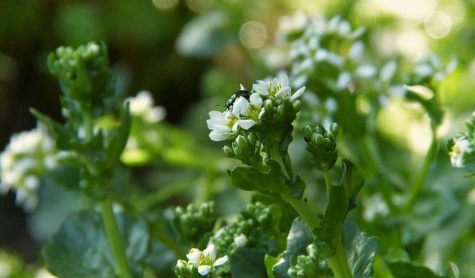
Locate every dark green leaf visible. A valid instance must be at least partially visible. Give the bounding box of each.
[386,261,447,278]
[42,210,149,278]
[230,248,267,278]
[341,221,378,278]
[273,218,314,278]
[30,108,74,149]
[105,103,131,171]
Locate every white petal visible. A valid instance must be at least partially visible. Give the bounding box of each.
[209,131,230,141]
[356,65,377,78]
[350,26,366,39]
[250,94,263,107]
[209,111,225,118]
[240,84,246,90]
[338,20,351,36]
[277,72,289,86]
[337,72,352,89]
[275,86,291,98]
[203,244,217,260]
[187,249,201,264]
[447,57,458,73]
[211,124,231,132]
[253,82,269,95]
[232,121,239,132]
[232,97,250,117]
[234,234,248,248]
[349,41,364,61]
[290,86,306,102]
[213,255,229,267]
[238,120,256,130]
[379,61,397,82]
[198,265,212,276]
[258,107,265,119]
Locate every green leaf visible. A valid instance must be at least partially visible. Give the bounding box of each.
[273,218,314,278]
[229,160,291,196]
[265,255,279,278]
[30,108,74,149]
[341,221,378,278]
[42,210,149,278]
[105,103,131,171]
[386,261,447,278]
[230,248,267,278]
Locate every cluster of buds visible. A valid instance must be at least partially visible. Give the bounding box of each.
[172,202,217,245]
[176,244,228,277]
[288,244,331,278]
[447,112,475,173]
[0,126,61,211]
[212,202,280,256]
[304,123,339,171]
[206,73,305,142]
[48,41,114,119]
[223,134,262,167]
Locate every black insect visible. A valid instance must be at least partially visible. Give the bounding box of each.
[225,90,252,110]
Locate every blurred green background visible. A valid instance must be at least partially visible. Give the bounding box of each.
[1,0,475,271]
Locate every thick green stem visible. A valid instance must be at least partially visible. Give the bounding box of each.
[283,194,319,229]
[403,127,438,212]
[326,239,354,278]
[100,200,134,278]
[323,168,332,199]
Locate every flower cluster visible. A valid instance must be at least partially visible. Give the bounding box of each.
[447,112,475,172]
[287,244,331,278]
[0,126,60,211]
[408,54,457,85]
[176,245,228,277]
[304,123,340,171]
[207,73,305,141]
[172,202,217,245]
[125,90,166,123]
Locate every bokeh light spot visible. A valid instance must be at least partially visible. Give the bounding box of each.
[239,21,267,49]
[425,12,452,39]
[152,0,178,11]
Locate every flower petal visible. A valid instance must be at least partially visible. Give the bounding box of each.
[238,120,256,130]
[258,107,265,119]
[203,244,217,260]
[250,93,263,107]
[240,84,246,90]
[186,249,201,264]
[198,265,212,276]
[213,255,229,267]
[276,86,291,98]
[232,97,250,117]
[290,86,306,102]
[209,131,229,141]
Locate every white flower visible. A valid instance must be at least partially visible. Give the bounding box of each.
[234,234,248,248]
[379,60,397,82]
[349,41,364,61]
[125,91,166,123]
[414,54,457,82]
[450,137,473,168]
[355,64,377,79]
[185,245,228,276]
[0,126,58,211]
[337,72,352,90]
[207,86,266,141]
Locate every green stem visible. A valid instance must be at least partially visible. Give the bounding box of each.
[283,194,319,229]
[99,200,134,278]
[403,127,438,212]
[323,168,332,200]
[136,178,197,212]
[326,239,354,278]
[269,143,291,179]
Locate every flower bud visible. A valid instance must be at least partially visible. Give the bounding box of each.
[292,100,301,112]
[304,125,313,139]
[236,135,248,150]
[330,123,340,136]
[324,138,332,148]
[316,125,325,135]
[223,145,234,158]
[264,99,273,114]
[313,134,325,146]
[247,133,257,146]
[234,146,244,158]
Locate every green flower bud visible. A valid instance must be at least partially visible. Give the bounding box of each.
[316,125,325,135]
[264,99,273,114]
[304,125,313,139]
[313,134,325,146]
[277,104,284,117]
[223,145,235,158]
[172,202,216,245]
[330,123,339,136]
[247,133,257,146]
[234,146,244,158]
[236,135,248,150]
[292,100,301,112]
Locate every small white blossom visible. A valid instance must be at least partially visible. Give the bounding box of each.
[185,245,228,276]
[125,91,166,123]
[234,234,248,248]
[450,137,473,168]
[349,41,364,61]
[0,126,58,211]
